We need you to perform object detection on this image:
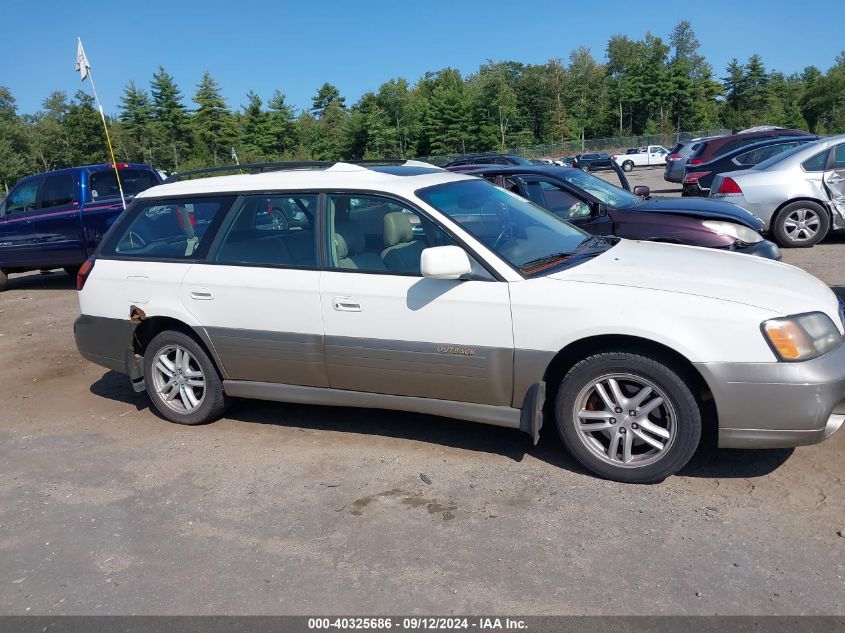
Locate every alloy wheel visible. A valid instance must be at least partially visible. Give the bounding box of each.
[783,207,821,242]
[151,345,206,414]
[572,373,676,468]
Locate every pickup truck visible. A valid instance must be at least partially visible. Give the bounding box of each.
[613,145,669,172]
[0,163,161,290]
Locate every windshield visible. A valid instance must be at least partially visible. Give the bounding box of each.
[556,170,640,208]
[417,179,604,275]
[753,143,816,170]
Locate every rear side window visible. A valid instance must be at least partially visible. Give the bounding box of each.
[802,149,830,172]
[103,196,232,260]
[90,169,159,199]
[833,144,845,169]
[41,174,75,209]
[214,194,318,268]
[736,143,801,166]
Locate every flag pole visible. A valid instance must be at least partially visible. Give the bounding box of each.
[77,37,126,210]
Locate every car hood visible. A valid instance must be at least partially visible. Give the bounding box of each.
[546,239,841,322]
[631,197,763,229]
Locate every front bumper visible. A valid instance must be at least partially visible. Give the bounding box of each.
[695,343,845,448]
[733,239,782,261]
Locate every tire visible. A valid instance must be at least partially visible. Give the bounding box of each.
[622,160,634,172]
[555,351,701,483]
[581,165,590,172]
[0,269,6,292]
[143,330,229,425]
[772,201,829,248]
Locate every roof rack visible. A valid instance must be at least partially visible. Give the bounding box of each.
[163,159,436,183]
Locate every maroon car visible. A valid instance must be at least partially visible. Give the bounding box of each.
[464,164,782,260]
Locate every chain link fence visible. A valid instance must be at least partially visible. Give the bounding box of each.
[419,129,730,165]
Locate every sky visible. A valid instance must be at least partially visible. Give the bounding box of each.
[1,0,843,116]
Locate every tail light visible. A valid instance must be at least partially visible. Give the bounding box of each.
[668,153,682,161]
[688,158,704,165]
[77,258,95,291]
[108,163,130,169]
[684,171,711,184]
[716,177,743,195]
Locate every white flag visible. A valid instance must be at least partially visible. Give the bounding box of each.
[76,38,90,81]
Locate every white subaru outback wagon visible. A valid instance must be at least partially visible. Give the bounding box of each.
[74,162,845,482]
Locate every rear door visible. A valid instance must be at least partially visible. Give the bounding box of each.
[181,193,327,387]
[32,171,82,268]
[824,142,845,223]
[0,177,42,268]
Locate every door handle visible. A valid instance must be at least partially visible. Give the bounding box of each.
[189,286,214,300]
[333,296,362,312]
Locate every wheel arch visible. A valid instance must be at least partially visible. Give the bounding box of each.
[771,197,832,228]
[540,334,718,444]
[132,316,227,379]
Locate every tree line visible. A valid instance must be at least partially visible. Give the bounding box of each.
[1,20,844,190]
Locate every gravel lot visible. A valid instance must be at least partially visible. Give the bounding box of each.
[1,176,843,615]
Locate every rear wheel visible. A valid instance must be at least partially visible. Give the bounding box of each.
[143,330,229,425]
[622,160,634,172]
[773,201,829,247]
[0,269,6,291]
[555,351,701,483]
[581,165,590,172]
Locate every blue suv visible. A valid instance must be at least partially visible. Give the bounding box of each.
[0,163,161,290]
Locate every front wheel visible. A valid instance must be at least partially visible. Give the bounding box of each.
[622,160,634,172]
[143,330,229,425]
[555,351,701,483]
[581,165,590,172]
[772,201,829,247]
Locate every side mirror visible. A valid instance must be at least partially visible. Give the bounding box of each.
[420,246,472,280]
[591,202,608,217]
[633,185,650,198]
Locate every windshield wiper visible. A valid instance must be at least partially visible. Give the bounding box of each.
[519,251,575,270]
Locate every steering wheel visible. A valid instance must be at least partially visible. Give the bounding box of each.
[493,223,514,249]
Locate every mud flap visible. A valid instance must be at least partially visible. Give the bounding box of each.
[519,382,545,445]
[125,348,145,393]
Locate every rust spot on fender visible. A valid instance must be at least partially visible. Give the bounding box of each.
[129,305,147,323]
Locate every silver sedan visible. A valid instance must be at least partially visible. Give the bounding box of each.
[710,134,845,247]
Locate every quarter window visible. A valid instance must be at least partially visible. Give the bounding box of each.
[40,174,75,209]
[802,149,830,172]
[105,196,231,259]
[833,144,845,169]
[214,195,318,268]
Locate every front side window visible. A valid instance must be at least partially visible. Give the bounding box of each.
[90,169,159,199]
[214,194,318,268]
[417,179,595,275]
[327,194,459,275]
[104,196,231,259]
[41,174,75,209]
[513,178,590,219]
[4,180,40,215]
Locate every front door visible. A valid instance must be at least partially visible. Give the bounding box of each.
[824,142,845,223]
[319,193,514,406]
[0,177,42,268]
[182,193,327,387]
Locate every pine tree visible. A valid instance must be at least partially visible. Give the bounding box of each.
[267,90,298,157]
[119,81,152,162]
[150,66,190,171]
[0,87,31,192]
[311,83,345,117]
[239,91,275,160]
[192,71,235,164]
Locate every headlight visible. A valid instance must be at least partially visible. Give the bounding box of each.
[762,312,842,361]
[701,220,763,244]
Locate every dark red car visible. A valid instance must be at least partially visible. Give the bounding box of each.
[464,164,781,259]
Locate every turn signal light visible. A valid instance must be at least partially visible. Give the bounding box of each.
[77,258,95,291]
[763,321,803,360]
[716,177,743,195]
